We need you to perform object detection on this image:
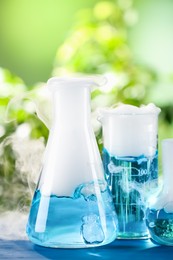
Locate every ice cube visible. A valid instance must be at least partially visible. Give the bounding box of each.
[81,214,105,244]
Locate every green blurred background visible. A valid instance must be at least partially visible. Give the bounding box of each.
[0,0,100,84]
[0,0,173,210]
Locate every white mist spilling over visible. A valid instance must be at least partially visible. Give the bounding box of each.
[12,134,45,195]
[100,103,161,157]
[0,211,28,240]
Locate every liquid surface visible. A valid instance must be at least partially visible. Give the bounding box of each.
[146,208,173,246]
[26,181,117,248]
[102,148,158,239]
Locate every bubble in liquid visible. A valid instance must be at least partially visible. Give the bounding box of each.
[81,214,105,244]
[149,222,155,228]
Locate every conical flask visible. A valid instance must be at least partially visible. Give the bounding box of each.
[26,76,118,248]
[146,139,173,246]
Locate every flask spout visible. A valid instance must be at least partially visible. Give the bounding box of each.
[47,76,106,128]
[47,75,106,91]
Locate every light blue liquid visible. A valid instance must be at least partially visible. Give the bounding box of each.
[102,148,158,239]
[146,208,173,246]
[26,181,118,248]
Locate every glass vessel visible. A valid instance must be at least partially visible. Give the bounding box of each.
[146,139,173,246]
[99,104,160,239]
[26,76,118,248]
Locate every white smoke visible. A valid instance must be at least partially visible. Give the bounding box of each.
[0,80,49,240]
[0,211,28,240]
[0,133,45,240]
[12,131,45,195]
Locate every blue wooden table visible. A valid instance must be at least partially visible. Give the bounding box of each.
[0,239,173,260]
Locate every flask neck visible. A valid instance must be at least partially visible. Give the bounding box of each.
[51,86,91,128]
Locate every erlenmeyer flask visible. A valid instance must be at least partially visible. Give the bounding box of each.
[26,76,118,248]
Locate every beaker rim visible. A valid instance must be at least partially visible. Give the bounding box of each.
[47,75,107,90]
[98,103,161,117]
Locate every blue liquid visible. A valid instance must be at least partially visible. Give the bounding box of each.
[26,181,117,248]
[102,148,158,239]
[146,208,173,246]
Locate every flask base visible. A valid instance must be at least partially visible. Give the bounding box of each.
[26,185,118,248]
[27,235,116,249]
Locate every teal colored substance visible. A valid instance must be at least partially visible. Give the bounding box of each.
[26,181,117,248]
[146,208,173,246]
[102,148,158,239]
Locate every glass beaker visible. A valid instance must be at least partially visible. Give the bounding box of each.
[146,139,173,246]
[26,76,118,248]
[99,104,160,239]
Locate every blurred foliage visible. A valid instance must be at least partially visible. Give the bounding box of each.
[0,70,48,141]
[54,0,157,107]
[0,0,173,210]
